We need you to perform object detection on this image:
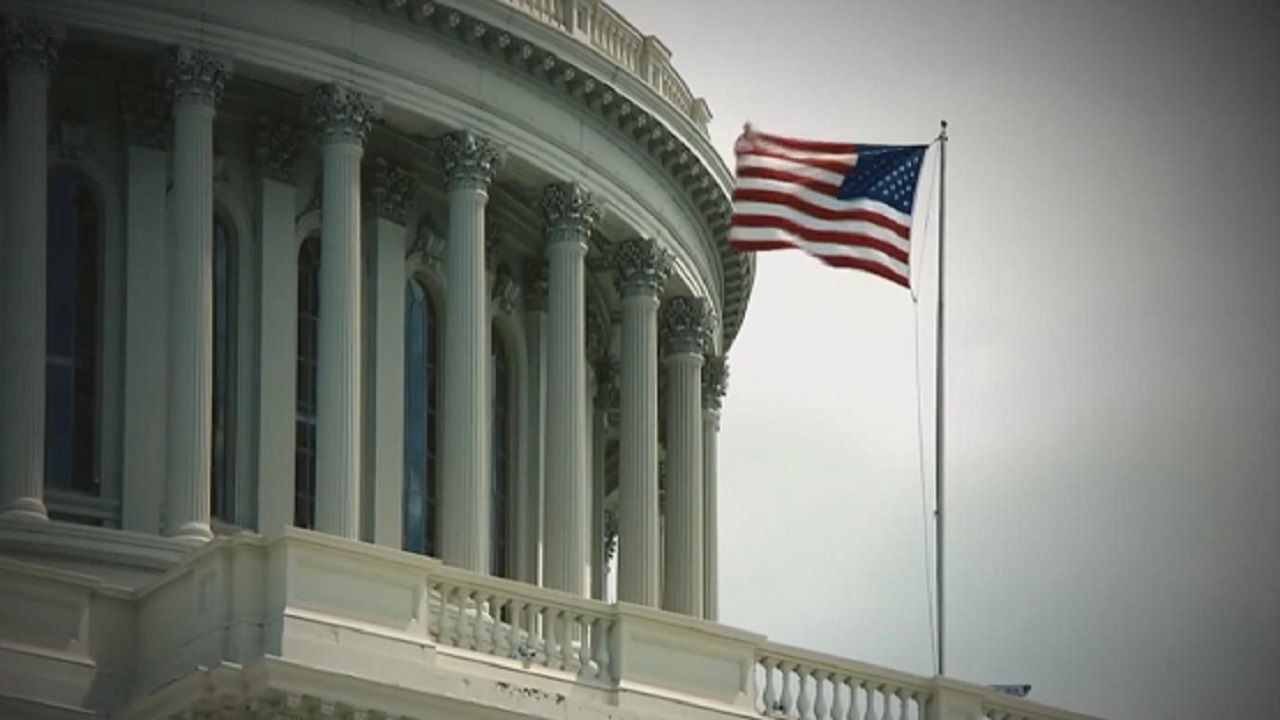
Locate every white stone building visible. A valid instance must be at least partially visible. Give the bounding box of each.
[0,2,1097,719]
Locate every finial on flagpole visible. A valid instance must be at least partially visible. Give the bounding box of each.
[939,119,949,141]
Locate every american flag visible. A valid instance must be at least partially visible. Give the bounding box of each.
[729,127,929,288]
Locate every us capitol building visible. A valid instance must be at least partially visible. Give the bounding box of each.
[0,2,1095,719]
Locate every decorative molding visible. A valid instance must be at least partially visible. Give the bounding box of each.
[119,83,171,150]
[309,84,377,146]
[409,220,446,274]
[702,354,728,411]
[367,157,417,224]
[254,116,304,184]
[660,296,715,356]
[2,18,64,73]
[440,129,503,192]
[523,257,548,312]
[158,46,232,106]
[614,237,673,298]
[542,182,601,241]
[490,265,521,315]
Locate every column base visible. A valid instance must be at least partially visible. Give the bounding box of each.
[167,522,214,543]
[2,497,49,520]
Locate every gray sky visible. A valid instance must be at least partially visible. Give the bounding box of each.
[610,1,1280,718]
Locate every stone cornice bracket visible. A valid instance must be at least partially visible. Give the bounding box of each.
[702,354,728,411]
[367,156,417,224]
[614,236,673,298]
[660,296,716,356]
[490,265,521,315]
[439,129,503,192]
[523,257,548,311]
[2,18,64,73]
[309,83,377,146]
[119,83,171,150]
[408,221,446,273]
[158,46,232,106]
[253,116,304,184]
[542,182,601,245]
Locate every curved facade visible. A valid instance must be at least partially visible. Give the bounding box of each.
[0,4,1095,720]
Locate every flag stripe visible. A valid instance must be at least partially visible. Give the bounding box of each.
[731,213,910,263]
[750,130,860,155]
[736,141,854,175]
[733,187,911,237]
[729,226,910,286]
[736,157,847,193]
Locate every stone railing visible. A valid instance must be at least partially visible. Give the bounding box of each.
[500,0,713,132]
[756,644,933,720]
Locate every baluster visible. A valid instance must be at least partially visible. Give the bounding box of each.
[761,657,779,715]
[860,681,875,720]
[470,590,485,651]
[447,585,463,647]
[780,663,798,718]
[814,671,832,720]
[831,675,850,720]
[489,594,505,655]
[576,613,592,673]
[558,610,571,671]
[797,668,816,720]
[544,607,560,668]
[753,660,767,713]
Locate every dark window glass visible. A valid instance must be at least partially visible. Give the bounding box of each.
[45,170,100,495]
[211,214,235,522]
[295,234,321,529]
[403,280,439,556]
[490,328,510,577]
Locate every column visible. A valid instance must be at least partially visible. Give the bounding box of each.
[309,84,375,539]
[0,20,63,519]
[160,46,232,541]
[613,238,671,606]
[587,325,616,600]
[120,85,171,533]
[542,183,600,596]
[439,130,503,572]
[701,355,728,621]
[518,260,549,585]
[660,296,714,616]
[253,118,303,536]
[367,158,416,547]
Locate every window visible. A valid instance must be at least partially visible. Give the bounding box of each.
[403,280,439,556]
[295,234,320,529]
[211,213,236,522]
[490,328,511,577]
[45,169,100,496]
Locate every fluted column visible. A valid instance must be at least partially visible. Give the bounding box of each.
[701,355,728,621]
[661,296,714,616]
[309,84,375,539]
[0,20,63,519]
[160,47,232,541]
[439,131,503,572]
[613,238,672,606]
[542,183,600,595]
[588,329,616,600]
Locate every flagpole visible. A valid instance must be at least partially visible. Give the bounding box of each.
[935,120,949,679]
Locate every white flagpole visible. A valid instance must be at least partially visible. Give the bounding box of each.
[935,119,949,678]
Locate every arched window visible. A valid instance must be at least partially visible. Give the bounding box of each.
[295,234,321,529]
[211,213,236,522]
[45,169,100,496]
[490,327,511,577]
[403,280,439,555]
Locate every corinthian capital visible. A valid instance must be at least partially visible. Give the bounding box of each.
[159,46,232,106]
[254,116,303,183]
[367,157,417,224]
[702,355,729,411]
[660,296,715,356]
[614,237,672,298]
[440,130,503,192]
[309,84,377,146]
[2,19,64,73]
[542,182,601,241]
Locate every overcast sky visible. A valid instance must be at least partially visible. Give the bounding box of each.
[609,1,1280,718]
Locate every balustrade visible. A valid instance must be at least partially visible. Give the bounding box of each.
[755,647,932,720]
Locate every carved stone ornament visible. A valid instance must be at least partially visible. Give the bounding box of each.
[542,182,601,240]
[660,296,716,355]
[408,221,447,273]
[439,129,503,192]
[604,504,619,564]
[702,354,729,411]
[2,18,64,73]
[309,83,377,145]
[523,257,549,311]
[614,237,672,298]
[367,157,417,224]
[490,266,521,315]
[254,116,303,183]
[158,46,232,106]
[119,83,171,150]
